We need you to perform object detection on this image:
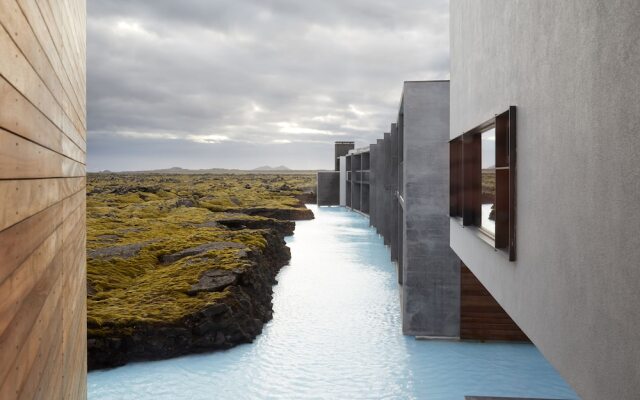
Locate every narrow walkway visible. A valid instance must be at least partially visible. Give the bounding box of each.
[88,206,578,400]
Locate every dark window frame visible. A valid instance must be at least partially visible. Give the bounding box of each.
[449,106,517,261]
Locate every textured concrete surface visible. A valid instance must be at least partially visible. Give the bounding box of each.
[369,144,378,227]
[401,81,459,337]
[451,1,640,399]
[334,142,354,171]
[317,171,340,206]
[390,124,399,262]
[382,132,392,246]
[372,139,385,234]
[339,156,347,206]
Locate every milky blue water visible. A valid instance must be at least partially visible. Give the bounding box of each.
[88,205,579,400]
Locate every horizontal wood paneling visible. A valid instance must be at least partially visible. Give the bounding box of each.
[0,0,86,397]
[0,129,85,179]
[0,77,86,159]
[460,263,529,342]
[15,0,86,122]
[0,0,85,134]
[0,18,85,149]
[0,177,85,231]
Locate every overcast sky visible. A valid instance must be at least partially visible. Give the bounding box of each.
[87,0,449,171]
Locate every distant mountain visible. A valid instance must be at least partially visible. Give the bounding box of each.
[253,165,291,171]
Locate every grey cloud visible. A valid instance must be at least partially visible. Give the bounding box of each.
[87,0,449,171]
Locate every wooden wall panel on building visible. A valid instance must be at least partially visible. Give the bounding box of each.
[460,263,529,342]
[0,0,86,398]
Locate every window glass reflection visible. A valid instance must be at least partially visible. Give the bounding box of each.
[481,128,496,235]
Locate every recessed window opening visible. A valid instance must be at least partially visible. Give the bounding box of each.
[449,106,517,261]
[481,127,496,237]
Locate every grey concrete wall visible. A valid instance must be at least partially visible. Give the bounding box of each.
[361,184,370,214]
[401,81,459,337]
[376,139,385,235]
[369,144,378,227]
[317,171,340,206]
[451,1,640,398]
[339,156,347,206]
[390,124,399,262]
[346,154,353,207]
[382,132,392,245]
[334,142,354,171]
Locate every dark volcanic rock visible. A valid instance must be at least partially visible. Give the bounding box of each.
[216,215,295,236]
[87,230,292,370]
[296,191,317,205]
[239,207,314,221]
[173,197,198,208]
[109,185,159,195]
[88,242,147,260]
[159,242,246,265]
[188,269,237,295]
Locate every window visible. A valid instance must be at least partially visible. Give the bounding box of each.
[481,128,496,236]
[449,106,517,261]
[449,137,463,217]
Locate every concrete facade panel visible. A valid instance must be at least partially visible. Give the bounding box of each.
[451,1,640,398]
[317,171,340,206]
[401,81,459,337]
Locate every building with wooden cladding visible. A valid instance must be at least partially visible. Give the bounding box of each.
[0,0,87,398]
[450,1,640,398]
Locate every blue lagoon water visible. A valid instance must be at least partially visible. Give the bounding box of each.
[89,205,578,400]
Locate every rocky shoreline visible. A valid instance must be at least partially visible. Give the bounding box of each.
[86,173,317,371]
[88,220,300,370]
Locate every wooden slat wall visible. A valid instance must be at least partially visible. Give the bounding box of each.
[0,0,86,398]
[460,263,530,342]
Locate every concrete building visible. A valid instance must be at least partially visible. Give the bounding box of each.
[0,0,87,398]
[334,141,355,171]
[450,1,640,399]
[317,141,354,206]
[398,81,460,337]
[344,147,371,214]
[329,81,504,339]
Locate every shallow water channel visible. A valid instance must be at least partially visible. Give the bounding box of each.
[89,205,578,400]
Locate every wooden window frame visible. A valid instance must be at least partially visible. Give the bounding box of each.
[450,106,517,261]
[449,137,463,218]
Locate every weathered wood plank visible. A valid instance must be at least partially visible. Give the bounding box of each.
[39,0,86,104]
[0,203,61,287]
[0,0,85,133]
[61,213,86,398]
[0,227,60,336]
[0,129,85,180]
[18,294,63,400]
[0,0,86,396]
[0,252,63,397]
[0,189,84,286]
[0,11,85,148]
[460,264,529,342]
[0,177,85,231]
[15,0,86,121]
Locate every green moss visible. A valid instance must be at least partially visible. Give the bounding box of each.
[87,173,315,337]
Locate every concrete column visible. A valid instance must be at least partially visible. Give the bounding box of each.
[339,156,347,206]
[400,81,460,338]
